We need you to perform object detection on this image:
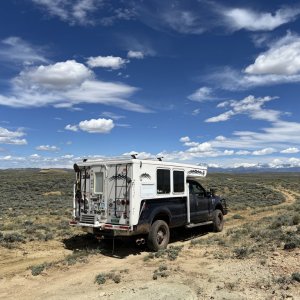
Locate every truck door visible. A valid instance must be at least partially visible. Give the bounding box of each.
[189,181,209,223]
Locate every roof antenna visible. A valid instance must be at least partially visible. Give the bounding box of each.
[131,154,138,159]
[83,158,88,162]
[157,157,163,161]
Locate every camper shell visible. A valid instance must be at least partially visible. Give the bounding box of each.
[70,156,227,250]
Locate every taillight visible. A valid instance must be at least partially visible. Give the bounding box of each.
[126,200,130,205]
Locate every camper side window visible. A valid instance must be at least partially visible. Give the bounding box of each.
[173,170,184,193]
[157,169,170,194]
[94,172,103,194]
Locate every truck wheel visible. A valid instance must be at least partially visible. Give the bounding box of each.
[213,209,224,232]
[147,220,170,251]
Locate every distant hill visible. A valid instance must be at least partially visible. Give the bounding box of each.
[209,166,300,173]
[1,165,299,174]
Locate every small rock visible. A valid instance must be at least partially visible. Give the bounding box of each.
[273,252,280,256]
[260,285,265,289]
[99,292,106,297]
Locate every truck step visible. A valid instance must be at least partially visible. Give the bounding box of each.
[185,221,213,228]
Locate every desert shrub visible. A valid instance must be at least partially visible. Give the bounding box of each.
[2,232,25,243]
[95,273,106,285]
[30,263,49,276]
[25,225,38,234]
[292,272,300,282]
[233,246,252,259]
[144,246,183,261]
[159,264,168,272]
[64,250,89,266]
[274,275,292,285]
[153,265,169,280]
[94,271,122,285]
[269,215,292,229]
[44,233,54,241]
[112,274,121,283]
[292,214,300,225]
[232,214,244,219]
[23,220,33,226]
[283,242,297,250]
[120,269,129,274]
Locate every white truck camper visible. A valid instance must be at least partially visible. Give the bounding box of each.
[70,156,227,251]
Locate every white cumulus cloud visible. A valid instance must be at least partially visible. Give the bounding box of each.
[245,33,300,75]
[0,127,27,145]
[36,145,60,151]
[223,7,300,31]
[188,87,215,102]
[66,118,115,134]
[236,150,251,155]
[179,136,190,143]
[206,110,235,123]
[78,118,114,133]
[65,124,78,132]
[206,95,278,123]
[252,147,276,156]
[187,142,212,153]
[127,50,144,59]
[215,135,226,141]
[16,60,93,89]
[0,59,149,112]
[280,147,299,154]
[86,56,128,69]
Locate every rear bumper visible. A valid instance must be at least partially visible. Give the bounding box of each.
[69,220,134,236]
[69,220,149,237]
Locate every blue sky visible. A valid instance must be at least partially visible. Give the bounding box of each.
[0,0,300,169]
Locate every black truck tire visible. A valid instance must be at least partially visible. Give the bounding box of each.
[147,220,170,251]
[213,209,224,232]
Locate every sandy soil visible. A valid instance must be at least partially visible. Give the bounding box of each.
[0,188,299,300]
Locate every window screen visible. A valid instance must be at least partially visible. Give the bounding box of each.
[94,172,103,193]
[173,170,184,193]
[157,169,170,194]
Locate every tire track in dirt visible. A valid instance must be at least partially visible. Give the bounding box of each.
[225,187,298,229]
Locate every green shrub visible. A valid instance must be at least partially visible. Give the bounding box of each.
[292,214,300,225]
[144,246,183,261]
[232,214,244,219]
[112,274,121,283]
[153,266,169,280]
[95,273,106,285]
[94,271,122,284]
[3,232,25,243]
[233,246,252,259]
[292,272,300,282]
[159,264,168,272]
[30,263,48,276]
